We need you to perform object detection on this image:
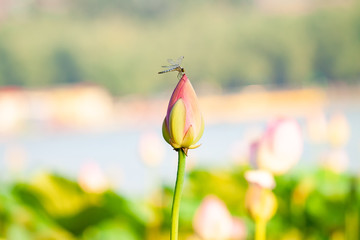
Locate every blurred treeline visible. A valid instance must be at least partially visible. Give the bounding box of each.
[0,0,359,95]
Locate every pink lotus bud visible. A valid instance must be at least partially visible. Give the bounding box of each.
[162,74,204,151]
[255,118,303,175]
[193,195,233,240]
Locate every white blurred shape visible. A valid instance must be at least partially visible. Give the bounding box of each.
[139,131,165,167]
[328,113,350,148]
[186,152,197,171]
[245,170,275,189]
[320,149,349,174]
[0,88,26,133]
[4,145,27,174]
[306,111,328,143]
[78,162,109,194]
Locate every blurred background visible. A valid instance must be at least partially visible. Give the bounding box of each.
[0,0,359,239]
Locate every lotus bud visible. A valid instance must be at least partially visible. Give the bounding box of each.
[245,184,277,222]
[162,74,204,153]
[245,170,277,222]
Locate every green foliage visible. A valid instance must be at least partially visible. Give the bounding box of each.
[0,173,149,239]
[160,167,359,239]
[0,167,358,239]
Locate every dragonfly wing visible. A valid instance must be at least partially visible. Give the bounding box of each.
[174,56,184,65]
[162,65,178,68]
[167,59,176,65]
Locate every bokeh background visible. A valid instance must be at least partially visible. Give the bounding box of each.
[0,0,359,239]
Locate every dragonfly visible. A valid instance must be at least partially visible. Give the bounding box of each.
[158,56,185,78]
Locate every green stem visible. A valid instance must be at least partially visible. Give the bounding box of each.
[170,149,186,240]
[345,177,358,240]
[255,218,267,240]
[346,210,359,240]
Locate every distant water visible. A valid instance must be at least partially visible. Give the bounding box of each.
[0,103,359,197]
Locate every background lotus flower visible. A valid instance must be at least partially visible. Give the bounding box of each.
[245,184,277,223]
[231,217,247,240]
[193,195,233,240]
[162,74,204,152]
[254,118,303,175]
[245,170,277,240]
[245,170,276,190]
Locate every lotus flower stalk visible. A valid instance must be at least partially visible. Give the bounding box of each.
[159,58,204,240]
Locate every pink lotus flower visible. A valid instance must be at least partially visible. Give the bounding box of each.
[252,118,303,175]
[231,217,247,240]
[193,195,233,240]
[162,74,204,151]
